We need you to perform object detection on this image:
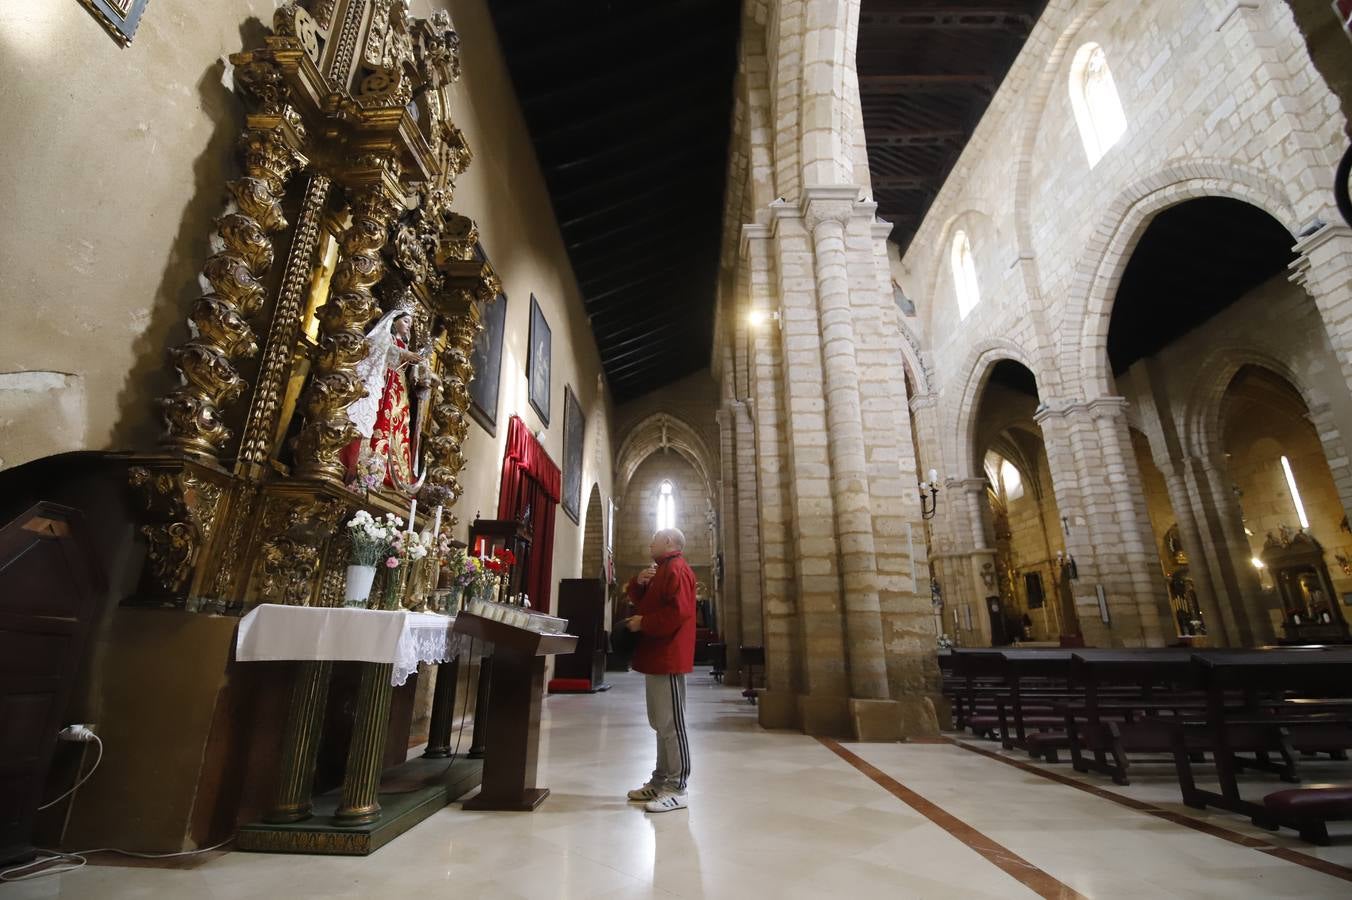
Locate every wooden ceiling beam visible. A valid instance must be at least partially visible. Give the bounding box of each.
[858,73,997,93]
[870,176,942,192]
[519,29,734,108]
[583,264,689,307]
[866,127,967,147]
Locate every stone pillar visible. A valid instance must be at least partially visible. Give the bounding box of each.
[1185,455,1271,644]
[715,403,744,682]
[1160,462,1232,646]
[1088,399,1171,645]
[743,224,803,729]
[1292,226,1352,524]
[803,187,890,703]
[733,399,765,652]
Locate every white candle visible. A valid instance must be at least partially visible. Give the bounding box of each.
[408,498,417,526]
[928,469,939,485]
[432,505,443,538]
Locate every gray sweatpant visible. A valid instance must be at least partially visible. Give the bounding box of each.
[644,673,690,793]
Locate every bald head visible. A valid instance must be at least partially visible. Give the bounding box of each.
[649,528,686,559]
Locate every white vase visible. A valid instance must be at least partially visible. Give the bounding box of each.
[344,564,377,608]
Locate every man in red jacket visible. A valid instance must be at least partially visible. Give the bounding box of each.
[622,527,697,813]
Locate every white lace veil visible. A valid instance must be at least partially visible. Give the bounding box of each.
[347,310,409,439]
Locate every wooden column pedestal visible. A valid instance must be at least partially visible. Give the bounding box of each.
[422,657,461,759]
[452,611,577,812]
[264,660,332,824]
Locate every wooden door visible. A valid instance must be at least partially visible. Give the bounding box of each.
[0,503,102,863]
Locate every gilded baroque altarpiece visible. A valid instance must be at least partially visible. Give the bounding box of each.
[126,0,501,616]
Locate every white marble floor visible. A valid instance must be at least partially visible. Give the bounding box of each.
[6,671,1351,899]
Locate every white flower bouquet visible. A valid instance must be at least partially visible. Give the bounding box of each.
[346,510,403,567]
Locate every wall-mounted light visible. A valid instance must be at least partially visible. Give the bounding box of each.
[747,308,781,329]
[919,468,941,520]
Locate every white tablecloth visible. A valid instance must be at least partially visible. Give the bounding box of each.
[235,605,465,686]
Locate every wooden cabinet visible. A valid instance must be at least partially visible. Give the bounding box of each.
[550,578,609,693]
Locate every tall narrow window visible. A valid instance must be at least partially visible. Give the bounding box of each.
[656,480,675,532]
[951,230,980,319]
[1280,455,1310,529]
[1069,42,1127,168]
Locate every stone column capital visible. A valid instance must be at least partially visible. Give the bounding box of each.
[800,184,866,232]
[949,477,988,495]
[1290,223,1352,289]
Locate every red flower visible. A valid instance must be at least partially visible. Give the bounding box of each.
[496,549,517,566]
[485,558,504,573]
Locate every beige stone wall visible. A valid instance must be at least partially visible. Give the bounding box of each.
[887,0,1351,646]
[0,1,616,610]
[615,453,714,592]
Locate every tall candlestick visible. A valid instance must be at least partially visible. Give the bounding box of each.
[408,498,417,528]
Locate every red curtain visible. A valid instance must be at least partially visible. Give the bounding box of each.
[497,416,560,612]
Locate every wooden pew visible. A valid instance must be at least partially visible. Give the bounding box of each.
[1173,650,1352,820]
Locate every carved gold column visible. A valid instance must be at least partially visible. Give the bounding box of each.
[159,122,296,459]
[237,174,334,469]
[334,662,395,826]
[264,660,332,823]
[420,297,480,513]
[293,182,399,480]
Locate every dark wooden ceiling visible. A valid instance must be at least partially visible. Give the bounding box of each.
[487,0,740,402]
[489,2,1048,401]
[858,1,1048,252]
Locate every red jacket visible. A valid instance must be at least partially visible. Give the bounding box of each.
[625,551,697,675]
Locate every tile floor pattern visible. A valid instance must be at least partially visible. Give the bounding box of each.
[7,670,1352,899]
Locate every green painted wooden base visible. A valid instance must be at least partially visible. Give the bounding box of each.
[237,757,482,856]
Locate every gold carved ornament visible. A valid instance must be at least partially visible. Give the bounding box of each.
[129,467,224,598]
[158,57,298,460]
[253,493,347,606]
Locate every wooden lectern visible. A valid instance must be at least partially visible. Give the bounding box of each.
[452,611,577,810]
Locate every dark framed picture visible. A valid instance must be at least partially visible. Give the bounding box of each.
[527,295,551,425]
[561,385,584,524]
[79,0,150,45]
[468,283,507,435]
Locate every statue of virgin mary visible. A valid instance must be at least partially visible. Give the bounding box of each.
[341,306,425,488]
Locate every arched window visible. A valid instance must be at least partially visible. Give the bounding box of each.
[656,480,675,532]
[1069,43,1127,168]
[951,230,980,319]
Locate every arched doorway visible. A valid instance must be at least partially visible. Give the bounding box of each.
[1220,366,1352,641]
[968,360,1071,646]
[581,483,604,580]
[1105,196,1322,646]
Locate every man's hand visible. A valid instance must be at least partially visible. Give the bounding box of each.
[625,615,643,633]
[637,564,657,586]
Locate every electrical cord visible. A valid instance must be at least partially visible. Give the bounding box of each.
[0,837,234,882]
[38,733,103,811]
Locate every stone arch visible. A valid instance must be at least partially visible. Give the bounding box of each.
[1064,161,1300,397]
[581,483,605,580]
[894,315,932,397]
[1184,350,1313,464]
[949,341,1042,481]
[614,413,717,507]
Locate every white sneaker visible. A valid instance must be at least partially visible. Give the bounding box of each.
[627,784,661,802]
[644,792,688,813]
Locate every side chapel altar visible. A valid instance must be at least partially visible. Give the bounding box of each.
[0,0,580,859]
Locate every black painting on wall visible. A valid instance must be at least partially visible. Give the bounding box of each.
[561,385,584,524]
[527,294,552,425]
[468,290,507,435]
[1024,571,1045,609]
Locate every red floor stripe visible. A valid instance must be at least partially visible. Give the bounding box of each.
[819,737,1089,900]
[950,737,1352,884]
